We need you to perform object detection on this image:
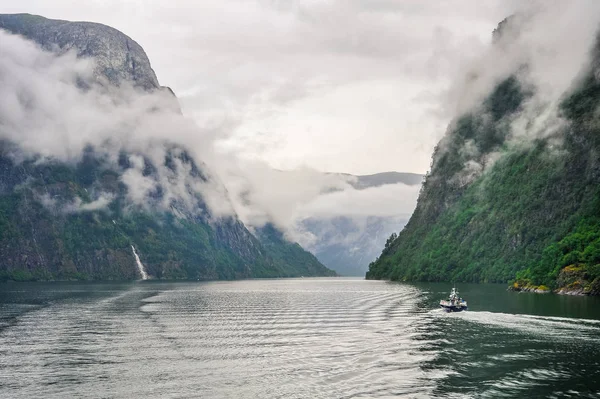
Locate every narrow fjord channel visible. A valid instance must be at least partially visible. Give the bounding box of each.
[0,279,599,398]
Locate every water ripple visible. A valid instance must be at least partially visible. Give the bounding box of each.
[0,279,599,398]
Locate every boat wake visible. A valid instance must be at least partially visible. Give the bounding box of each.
[455,311,600,341]
[420,307,600,397]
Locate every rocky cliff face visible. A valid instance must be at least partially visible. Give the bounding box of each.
[0,14,334,281]
[0,13,159,90]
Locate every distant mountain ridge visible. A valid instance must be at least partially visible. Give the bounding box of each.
[342,172,423,189]
[303,171,423,276]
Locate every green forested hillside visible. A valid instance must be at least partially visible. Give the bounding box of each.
[0,145,334,281]
[256,224,336,277]
[367,43,600,294]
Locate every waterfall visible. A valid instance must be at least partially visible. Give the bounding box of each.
[131,245,148,280]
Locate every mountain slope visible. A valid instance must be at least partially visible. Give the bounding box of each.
[0,14,334,281]
[366,17,600,294]
[256,224,336,277]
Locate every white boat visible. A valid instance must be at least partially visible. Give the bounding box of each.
[439,287,468,312]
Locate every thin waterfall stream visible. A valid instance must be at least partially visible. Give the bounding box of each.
[131,245,148,280]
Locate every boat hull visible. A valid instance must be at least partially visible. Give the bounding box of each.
[439,287,467,312]
[440,304,467,312]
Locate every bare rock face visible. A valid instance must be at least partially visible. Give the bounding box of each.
[0,13,160,90]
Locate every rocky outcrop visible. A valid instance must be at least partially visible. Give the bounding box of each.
[508,281,551,294]
[555,265,600,296]
[509,265,600,296]
[0,13,160,90]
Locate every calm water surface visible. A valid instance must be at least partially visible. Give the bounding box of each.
[0,278,599,398]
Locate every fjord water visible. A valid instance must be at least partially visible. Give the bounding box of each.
[0,279,599,398]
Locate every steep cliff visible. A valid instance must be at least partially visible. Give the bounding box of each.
[0,14,334,281]
[367,16,600,294]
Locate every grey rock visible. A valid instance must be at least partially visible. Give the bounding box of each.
[0,13,160,90]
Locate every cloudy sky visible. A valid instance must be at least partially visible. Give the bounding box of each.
[0,0,520,175]
[1,0,598,270]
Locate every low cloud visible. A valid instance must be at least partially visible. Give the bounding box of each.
[37,192,115,214]
[213,159,354,231]
[0,0,518,174]
[0,29,234,219]
[296,183,419,219]
[0,27,419,251]
[443,2,600,120]
[71,193,115,213]
[211,155,420,245]
[0,28,408,239]
[5,2,595,253]
[436,0,600,183]
[290,183,419,254]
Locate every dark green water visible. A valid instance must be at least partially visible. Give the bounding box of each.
[0,278,599,398]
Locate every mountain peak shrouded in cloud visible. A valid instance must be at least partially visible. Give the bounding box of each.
[0,1,518,175]
[0,12,423,280]
[367,1,600,293]
[0,14,336,281]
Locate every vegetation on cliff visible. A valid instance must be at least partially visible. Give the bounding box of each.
[367,30,600,294]
[0,146,334,281]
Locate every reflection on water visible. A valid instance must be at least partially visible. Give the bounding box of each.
[0,279,599,398]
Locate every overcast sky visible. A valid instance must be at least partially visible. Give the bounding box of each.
[0,1,519,174]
